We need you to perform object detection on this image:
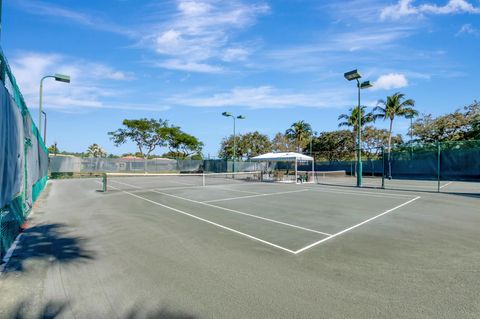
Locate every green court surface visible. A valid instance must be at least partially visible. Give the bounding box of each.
[1,178,479,318]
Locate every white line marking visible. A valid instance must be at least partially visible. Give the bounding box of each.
[0,234,23,276]
[203,189,310,203]
[294,196,421,254]
[108,180,332,237]
[440,181,453,189]
[307,187,414,199]
[101,182,297,254]
[216,188,263,195]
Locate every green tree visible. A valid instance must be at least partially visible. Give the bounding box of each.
[109,118,170,159]
[373,92,416,154]
[362,126,403,159]
[311,130,355,162]
[219,131,271,159]
[48,141,59,156]
[271,132,295,152]
[86,143,107,158]
[219,135,244,159]
[240,131,272,159]
[166,126,204,158]
[412,101,479,142]
[338,106,374,136]
[285,121,313,152]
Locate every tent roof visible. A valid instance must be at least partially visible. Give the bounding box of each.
[250,152,313,162]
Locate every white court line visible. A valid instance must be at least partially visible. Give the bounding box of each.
[294,196,421,254]
[101,182,297,254]
[0,233,23,276]
[440,181,453,189]
[203,189,310,203]
[215,188,263,195]
[306,187,415,199]
[107,179,263,195]
[110,179,331,236]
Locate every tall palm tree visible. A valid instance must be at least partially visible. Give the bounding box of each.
[338,106,373,135]
[86,143,107,158]
[338,106,374,168]
[373,92,417,178]
[285,121,313,152]
[373,92,417,154]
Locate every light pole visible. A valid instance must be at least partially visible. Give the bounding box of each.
[39,73,70,136]
[222,112,245,173]
[344,69,373,187]
[41,110,47,144]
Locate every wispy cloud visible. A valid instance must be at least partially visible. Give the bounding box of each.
[15,0,136,37]
[167,86,351,109]
[456,23,480,36]
[372,73,409,90]
[9,52,159,111]
[381,0,480,21]
[145,0,269,73]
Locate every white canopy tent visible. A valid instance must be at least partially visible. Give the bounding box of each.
[251,152,314,183]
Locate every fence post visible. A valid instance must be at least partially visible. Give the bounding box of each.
[381,146,385,189]
[437,141,441,192]
[102,173,107,192]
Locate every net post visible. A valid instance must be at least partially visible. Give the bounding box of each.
[202,173,206,187]
[381,146,385,189]
[102,173,107,192]
[437,141,441,192]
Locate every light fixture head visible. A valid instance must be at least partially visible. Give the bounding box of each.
[359,80,373,89]
[222,112,232,117]
[54,73,71,83]
[344,69,361,81]
[237,115,246,119]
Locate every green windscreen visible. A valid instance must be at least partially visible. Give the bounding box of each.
[0,48,49,259]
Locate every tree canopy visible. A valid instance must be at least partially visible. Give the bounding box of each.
[412,102,479,143]
[285,121,313,152]
[86,143,107,158]
[219,131,272,159]
[108,118,203,159]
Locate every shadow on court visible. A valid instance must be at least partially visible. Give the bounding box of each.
[4,223,94,272]
[6,300,199,319]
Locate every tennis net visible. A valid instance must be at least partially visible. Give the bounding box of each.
[102,171,263,192]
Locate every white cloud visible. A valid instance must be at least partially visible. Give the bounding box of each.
[147,0,269,72]
[222,47,250,62]
[156,59,224,73]
[373,73,409,90]
[15,0,135,37]
[8,52,151,111]
[167,86,351,109]
[381,0,480,20]
[456,23,480,35]
[380,0,420,21]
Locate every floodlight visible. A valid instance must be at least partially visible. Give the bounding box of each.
[54,73,71,83]
[344,69,361,81]
[237,115,246,119]
[222,112,232,117]
[359,81,373,89]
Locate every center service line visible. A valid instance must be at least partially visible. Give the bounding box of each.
[108,178,332,237]
[294,196,422,254]
[99,182,297,254]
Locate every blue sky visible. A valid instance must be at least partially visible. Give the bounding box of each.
[2,0,480,157]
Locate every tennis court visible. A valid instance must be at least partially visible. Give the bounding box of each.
[102,172,422,254]
[1,175,479,318]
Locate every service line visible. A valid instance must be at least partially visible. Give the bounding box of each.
[294,196,421,254]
